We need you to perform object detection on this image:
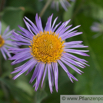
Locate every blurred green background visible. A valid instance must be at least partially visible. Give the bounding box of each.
[0,0,103,103]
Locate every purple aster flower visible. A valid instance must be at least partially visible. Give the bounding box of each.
[0,22,15,60]
[41,0,75,11]
[10,14,89,93]
[51,0,75,11]
[91,20,103,38]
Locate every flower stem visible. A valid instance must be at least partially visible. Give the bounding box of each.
[72,0,84,20]
[39,0,52,17]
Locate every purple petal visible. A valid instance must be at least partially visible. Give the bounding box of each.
[1,48,7,60]
[52,22,61,32]
[3,26,10,36]
[48,63,53,93]
[0,22,1,34]
[60,57,83,74]
[64,41,83,45]
[64,0,71,6]
[45,14,53,31]
[5,40,14,46]
[58,60,78,82]
[62,55,85,68]
[2,30,15,39]
[11,54,32,65]
[41,64,48,87]
[52,62,58,92]
[18,26,33,39]
[2,47,11,58]
[59,25,72,36]
[12,41,30,46]
[24,16,39,34]
[56,20,71,34]
[35,63,45,91]
[35,14,43,32]
[51,17,58,29]
[17,31,32,39]
[60,0,68,11]
[62,53,88,67]
[13,58,35,79]
[26,60,37,75]
[12,32,30,43]
[10,50,30,60]
[64,49,89,56]
[51,66,54,87]
[29,63,40,83]
[9,48,30,54]
[67,25,81,33]
[62,32,82,40]
[63,53,88,65]
[11,63,26,74]
[23,18,34,36]
[65,44,88,49]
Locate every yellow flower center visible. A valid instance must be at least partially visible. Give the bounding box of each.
[30,31,65,63]
[0,35,5,47]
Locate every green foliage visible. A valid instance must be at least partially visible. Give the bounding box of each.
[0,0,103,103]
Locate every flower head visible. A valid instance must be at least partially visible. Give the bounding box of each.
[10,14,89,93]
[91,20,103,38]
[91,22,103,32]
[0,22,15,60]
[41,0,75,11]
[51,0,75,11]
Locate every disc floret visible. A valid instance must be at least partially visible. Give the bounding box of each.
[30,31,65,63]
[0,35,5,47]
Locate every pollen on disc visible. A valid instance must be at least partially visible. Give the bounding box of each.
[30,31,65,63]
[0,36,5,47]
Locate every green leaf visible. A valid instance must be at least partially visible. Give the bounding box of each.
[2,8,24,30]
[0,78,32,103]
[16,80,33,96]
